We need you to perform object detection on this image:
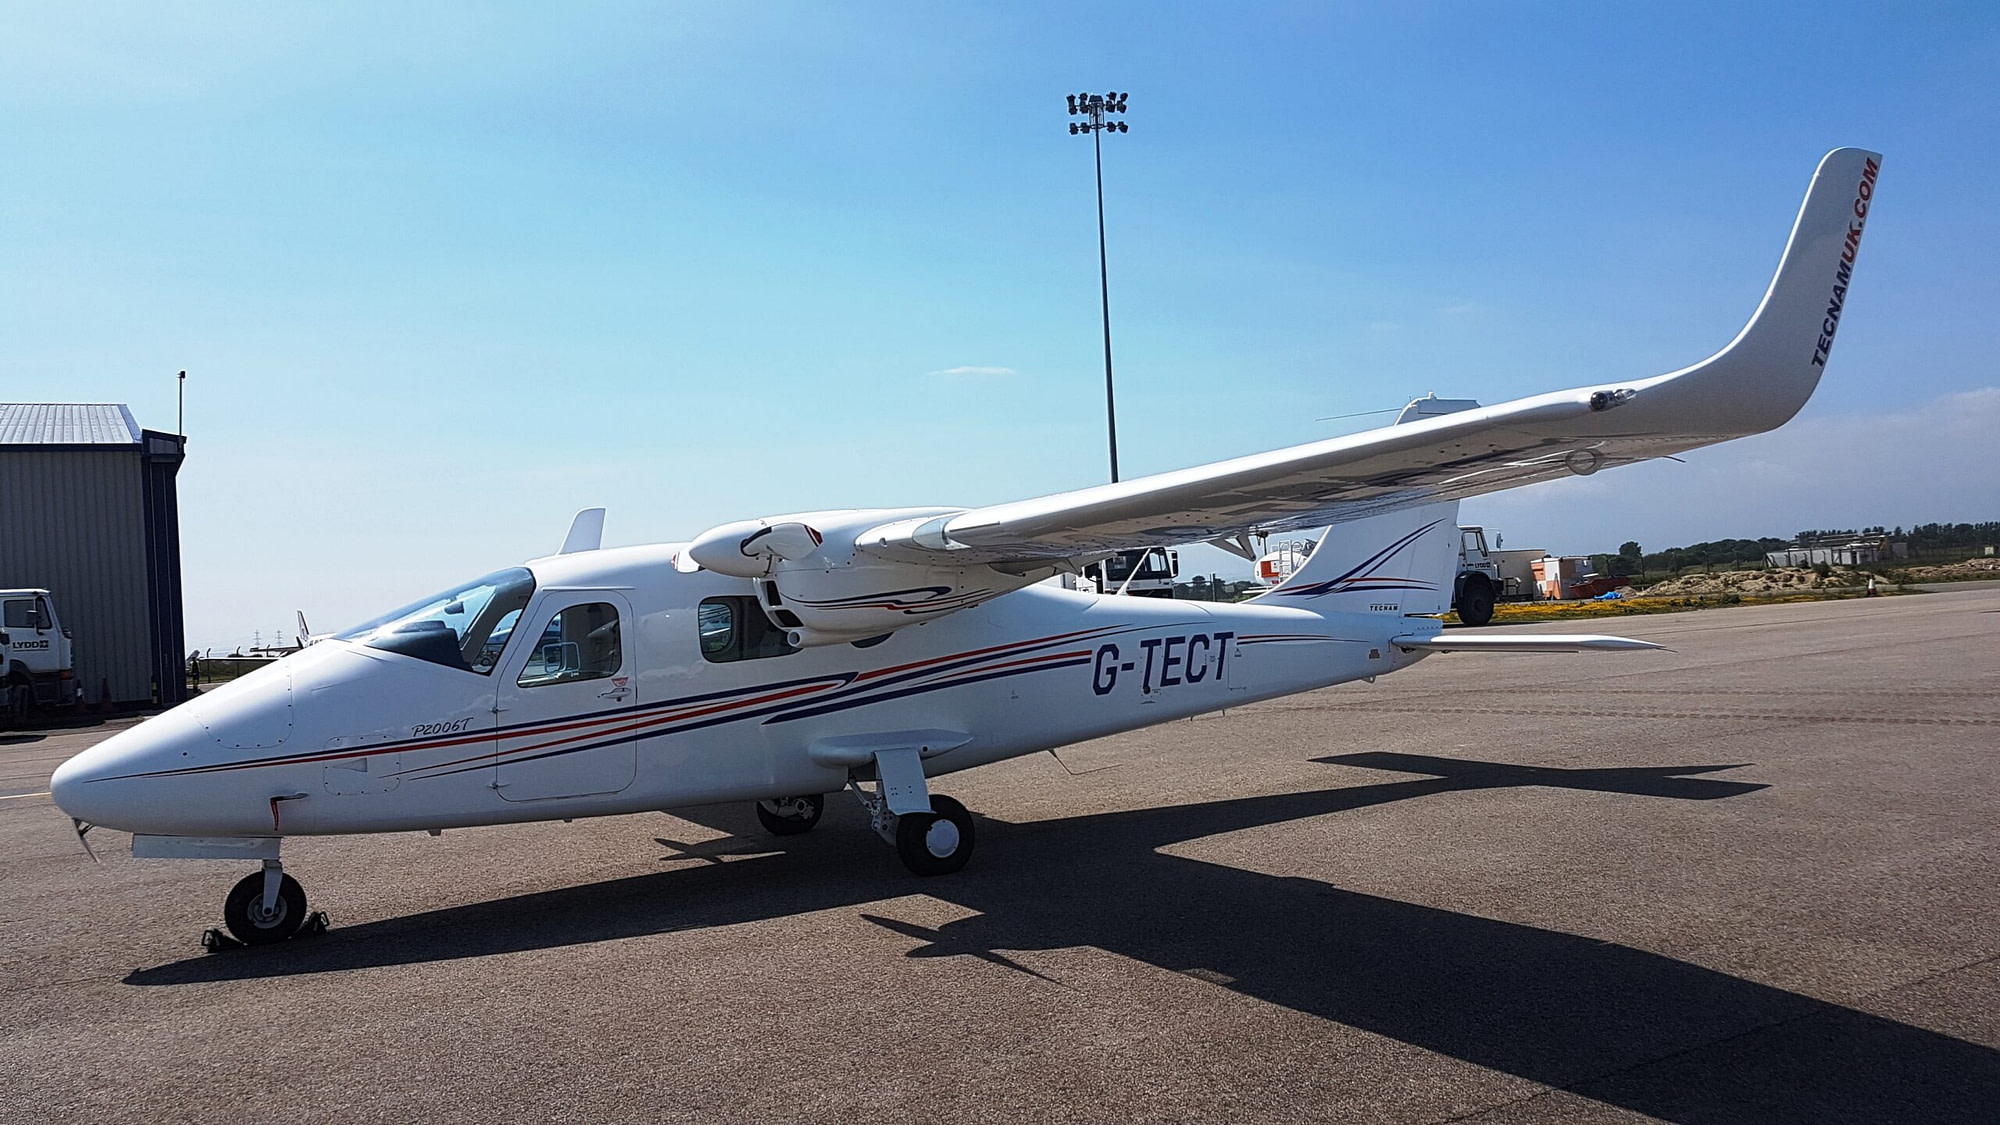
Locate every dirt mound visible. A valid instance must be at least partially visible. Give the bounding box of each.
[1899,558,2000,582]
[1640,567,1863,596]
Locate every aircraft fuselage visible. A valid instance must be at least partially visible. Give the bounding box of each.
[52,543,1429,840]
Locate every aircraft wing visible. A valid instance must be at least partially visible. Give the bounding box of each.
[860,148,1880,567]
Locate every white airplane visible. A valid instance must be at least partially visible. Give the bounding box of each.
[52,148,1879,944]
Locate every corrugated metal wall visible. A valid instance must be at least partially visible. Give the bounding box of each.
[0,450,155,702]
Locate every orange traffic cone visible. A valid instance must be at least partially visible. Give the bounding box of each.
[99,677,113,713]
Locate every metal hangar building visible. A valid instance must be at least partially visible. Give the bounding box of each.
[0,403,188,707]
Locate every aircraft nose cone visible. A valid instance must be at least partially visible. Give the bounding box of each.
[49,739,128,827]
[48,709,207,832]
[47,751,96,818]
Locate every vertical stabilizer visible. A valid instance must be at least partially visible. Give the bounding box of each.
[1252,501,1460,616]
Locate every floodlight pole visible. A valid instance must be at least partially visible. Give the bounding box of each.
[1069,91,1129,483]
[1093,124,1118,483]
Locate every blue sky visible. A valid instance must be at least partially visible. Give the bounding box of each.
[4,3,1996,649]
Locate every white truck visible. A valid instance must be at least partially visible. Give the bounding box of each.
[1081,547,1180,598]
[3,589,79,716]
[1451,526,1504,626]
[1044,548,1182,598]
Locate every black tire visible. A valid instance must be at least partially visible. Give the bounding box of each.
[1455,576,1496,627]
[222,871,308,945]
[7,672,35,721]
[755,793,825,836]
[895,794,974,876]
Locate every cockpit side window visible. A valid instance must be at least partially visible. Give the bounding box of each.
[697,596,797,663]
[337,568,537,674]
[517,603,622,688]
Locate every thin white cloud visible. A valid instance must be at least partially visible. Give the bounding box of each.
[1434,301,1490,319]
[928,365,1016,378]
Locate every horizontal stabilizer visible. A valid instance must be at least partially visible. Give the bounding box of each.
[1394,633,1666,654]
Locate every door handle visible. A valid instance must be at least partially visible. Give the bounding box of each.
[598,687,630,700]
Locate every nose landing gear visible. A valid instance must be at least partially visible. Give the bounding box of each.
[129,835,330,949]
[223,865,307,944]
[208,859,327,948]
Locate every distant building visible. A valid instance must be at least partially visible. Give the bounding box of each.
[0,404,187,706]
[1764,535,1906,568]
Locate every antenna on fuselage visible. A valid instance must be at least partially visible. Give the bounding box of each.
[559,508,606,555]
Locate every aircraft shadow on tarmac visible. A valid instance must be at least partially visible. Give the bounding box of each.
[128,752,1998,1122]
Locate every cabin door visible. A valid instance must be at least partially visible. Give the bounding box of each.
[493,591,638,801]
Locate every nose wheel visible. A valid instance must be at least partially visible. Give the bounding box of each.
[214,860,324,946]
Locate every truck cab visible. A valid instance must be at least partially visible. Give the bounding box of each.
[3,589,78,712]
[1452,527,1503,626]
[1081,548,1180,598]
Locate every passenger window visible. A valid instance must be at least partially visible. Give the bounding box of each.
[3,600,30,630]
[517,603,622,687]
[697,596,797,663]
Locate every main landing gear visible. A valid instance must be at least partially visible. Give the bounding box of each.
[755,793,825,835]
[749,747,977,875]
[892,794,974,877]
[845,778,975,876]
[852,745,975,876]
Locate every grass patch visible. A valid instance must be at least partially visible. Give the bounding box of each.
[1449,587,1916,626]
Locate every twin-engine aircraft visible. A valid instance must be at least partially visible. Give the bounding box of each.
[52,148,1880,944]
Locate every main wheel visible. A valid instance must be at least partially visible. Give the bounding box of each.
[222,871,309,945]
[1455,576,1496,627]
[755,793,825,836]
[895,794,974,876]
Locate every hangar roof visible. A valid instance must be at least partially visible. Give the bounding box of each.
[0,403,144,447]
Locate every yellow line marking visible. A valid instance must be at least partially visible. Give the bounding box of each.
[0,791,52,800]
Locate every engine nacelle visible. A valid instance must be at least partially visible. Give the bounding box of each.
[769,558,1040,641]
[685,508,1060,641]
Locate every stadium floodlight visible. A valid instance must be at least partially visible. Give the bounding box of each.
[1063,90,1132,483]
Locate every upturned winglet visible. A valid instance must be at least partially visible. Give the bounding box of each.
[1623,146,1881,435]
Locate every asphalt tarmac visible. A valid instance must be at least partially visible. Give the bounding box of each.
[3,590,1997,1124]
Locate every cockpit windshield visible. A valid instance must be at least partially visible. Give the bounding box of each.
[336,567,537,674]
